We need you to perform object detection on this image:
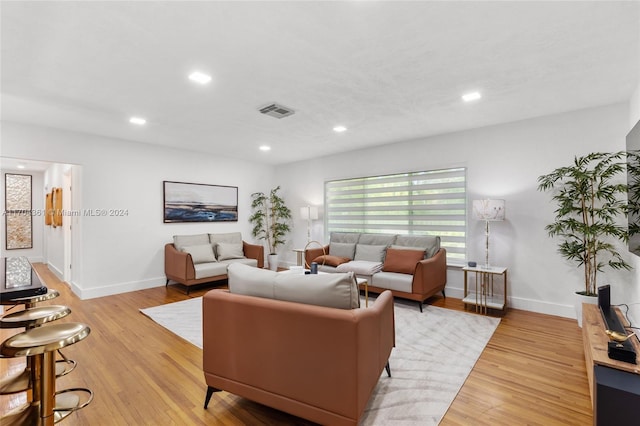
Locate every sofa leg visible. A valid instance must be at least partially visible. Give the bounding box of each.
[385,361,391,377]
[442,289,446,298]
[418,301,423,313]
[204,386,221,409]
[165,279,169,287]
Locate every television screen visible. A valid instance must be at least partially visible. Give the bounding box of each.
[627,119,640,256]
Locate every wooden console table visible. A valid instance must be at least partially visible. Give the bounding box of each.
[582,304,639,422]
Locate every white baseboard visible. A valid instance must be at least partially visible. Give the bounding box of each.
[443,285,576,319]
[47,262,64,281]
[74,277,167,300]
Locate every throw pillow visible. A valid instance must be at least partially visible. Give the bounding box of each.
[217,242,245,260]
[312,254,351,267]
[382,248,424,274]
[354,244,387,262]
[329,242,356,259]
[389,245,427,258]
[173,234,210,252]
[181,244,216,264]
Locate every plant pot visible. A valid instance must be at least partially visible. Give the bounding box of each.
[268,254,279,271]
[574,292,598,328]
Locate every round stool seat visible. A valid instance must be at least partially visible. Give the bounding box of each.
[1,289,60,306]
[0,322,90,358]
[0,305,71,329]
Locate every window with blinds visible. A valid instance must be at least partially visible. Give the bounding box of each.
[325,167,466,264]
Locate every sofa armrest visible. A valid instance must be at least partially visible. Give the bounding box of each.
[243,241,265,269]
[164,243,196,280]
[304,245,330,267]
[411,248,447,296]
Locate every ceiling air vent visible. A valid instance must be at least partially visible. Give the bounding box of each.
[259,103,295,119]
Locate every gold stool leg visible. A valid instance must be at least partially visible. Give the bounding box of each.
[41,351,55,426]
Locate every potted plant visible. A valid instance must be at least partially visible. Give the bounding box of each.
[537,151,632,326]
[249,186,292,270]
[626,149,640,255]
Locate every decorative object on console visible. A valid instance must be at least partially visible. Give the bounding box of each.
[300,205,318,243]
[163,181,238,223]
[472,199,505,268]
[249,186,292,271]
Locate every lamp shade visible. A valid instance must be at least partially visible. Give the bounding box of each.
[300,206,318,220]
[472,199,505,221]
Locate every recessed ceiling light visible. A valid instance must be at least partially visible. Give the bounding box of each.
[188,71,212,85]
[16,164,26,169]
[462,92,482,102]
[129,117,146,125]
[259,145,271,152]
[333,125,347,133]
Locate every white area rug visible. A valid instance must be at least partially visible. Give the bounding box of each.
[141,296,500,425]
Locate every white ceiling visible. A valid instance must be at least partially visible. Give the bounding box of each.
[1,1,639,166]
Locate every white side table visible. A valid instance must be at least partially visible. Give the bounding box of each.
[462,265,507,314]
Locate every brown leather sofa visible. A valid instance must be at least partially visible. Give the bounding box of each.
[305,232,447,311]
[164,232,264,293]
[202,281,395,425]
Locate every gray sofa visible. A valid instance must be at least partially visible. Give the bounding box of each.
[305,232,447,311]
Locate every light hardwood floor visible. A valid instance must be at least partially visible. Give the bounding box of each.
[1,264,592,425]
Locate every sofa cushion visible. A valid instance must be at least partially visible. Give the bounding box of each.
[329,242,356,259]
[194,262,228,279]
[354,244,387,262]
[219,258,258,268]
[181,244,217,264]
[274,273,360,309]
[371,271,413,293]
[336,260,382,276]
[173,233,209,251]
[358,233,396,246]
[227,263,277,298]
[312,255,351,267]
[394,235,440,258]
[227,263,359,309]
[209,232,242,245]
[382,248,424,274]
[329,232,361,244]
[217,242,245,260]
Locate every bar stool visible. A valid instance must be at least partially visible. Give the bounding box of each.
[0,306,74,395]
[0,322,92,425]
[1,289,61,310]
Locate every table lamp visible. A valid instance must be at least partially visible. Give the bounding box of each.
[472,199,505,269]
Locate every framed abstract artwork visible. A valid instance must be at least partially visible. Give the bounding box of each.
[5,173,33,250]
[163,181,238,223]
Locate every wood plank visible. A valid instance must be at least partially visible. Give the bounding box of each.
[1,264,593,424]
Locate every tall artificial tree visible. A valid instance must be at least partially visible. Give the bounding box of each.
[537,151,631,296]
[249,186,292,255]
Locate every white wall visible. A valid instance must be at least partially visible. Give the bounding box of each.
[0,169,45,262]
[1,121,275,299]
[275,102,637,319]
[626,73,640,327]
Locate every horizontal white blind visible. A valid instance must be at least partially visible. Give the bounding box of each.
[325,168,466,264]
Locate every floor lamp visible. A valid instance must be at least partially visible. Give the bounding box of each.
[472,199,505,269]
[300,206,318,243]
